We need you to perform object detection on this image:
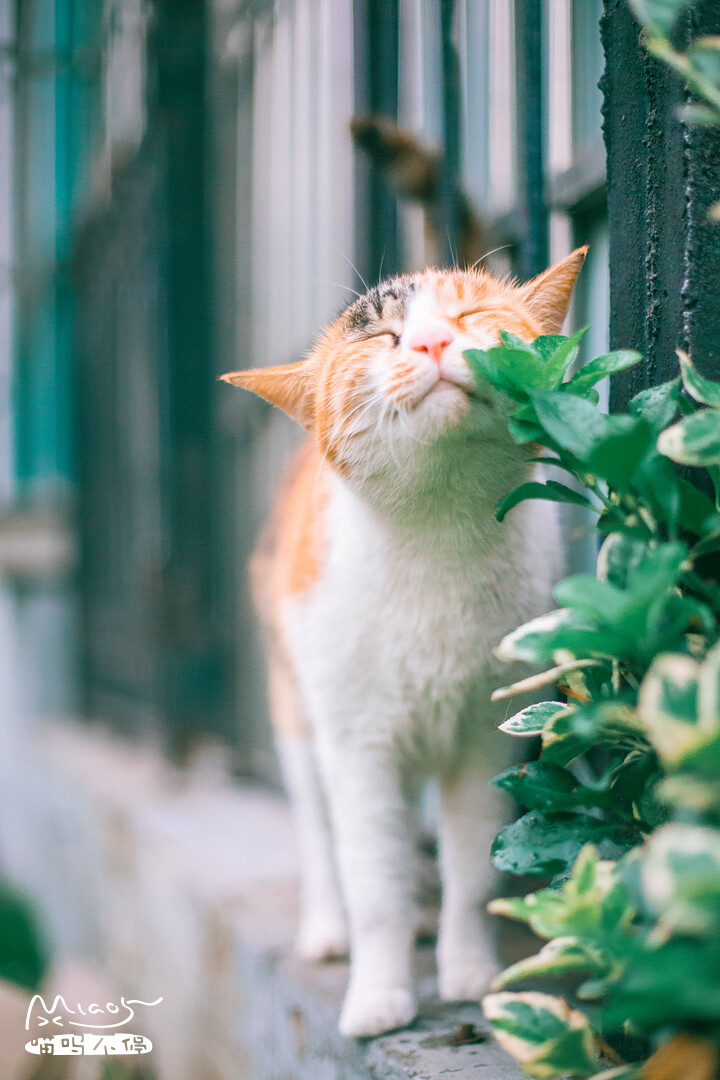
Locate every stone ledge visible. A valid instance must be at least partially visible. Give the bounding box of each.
[2,721,525,1080]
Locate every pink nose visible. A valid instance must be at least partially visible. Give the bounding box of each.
[406,323,454,363]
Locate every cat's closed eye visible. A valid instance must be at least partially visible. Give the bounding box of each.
[366,330,400,346]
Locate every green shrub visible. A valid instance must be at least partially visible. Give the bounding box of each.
[465,332,720,1079]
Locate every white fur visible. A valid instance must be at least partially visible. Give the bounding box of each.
[275,284,561,1037]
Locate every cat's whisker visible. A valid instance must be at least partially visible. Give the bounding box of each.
[470,245,511,271]
[334,416,375,465]
[332,394,386,463]
[344,394,383,426]
[446,229,459,270]
[334,401,390,468]
[397,402,432,447]
[364,400,392,484]
[338,251,370,294]
[384,402,405,473]
[311,278,363,300]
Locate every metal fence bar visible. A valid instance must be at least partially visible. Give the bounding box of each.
[601,0,720,406]
[352,0,400,285]
[514,0,548,279]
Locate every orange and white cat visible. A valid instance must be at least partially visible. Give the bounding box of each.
[222,248,586,1038]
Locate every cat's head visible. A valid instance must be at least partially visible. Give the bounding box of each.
[222,248,586,487]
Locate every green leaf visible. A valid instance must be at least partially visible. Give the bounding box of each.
[499,701,569,737]
[687,37,720,85]
[677,477,715,536]
[551,543,686,655]
[499,329,536,353]
[553,575,629,626]
[491,937,611,990]
[639,823,720,937]
[488,996,569,1045]
[678,102,720,126]
[483,992,600,1078]
[658,408,720,466]
[631,451,681,532]
[697,639,720,729]
[507,416,545,444]
[578,388,601,405]
[640,649,720,778]
[492,660,610,703]
[609,749,664,830]
[541,701,646,767]
[466,344,549,397]
[602,935,720,1030]
[495,609,584,664]
[491,811,641,877]
[521,1024,599,1079]
[540,328,589,388]
[585,420,655,491]
[628,0,688,34]
[691,519,720,557]
[465,349,526,401]
[531,391,609,459]
[597,508,654,541]
[540,710,597,766]
[510,399,539,423]
[626,539,686,595]
[489,846,634,940]
[596,534,649,589]
[530,392,655,486]
[492,762,617,813]
[628,378,680,430]
[495,481,594,523]
[0,883,47,993]
[661,593,716,646]
[659,773,720,813]
[488,347,547,389]
[678,349,720,408]
[533,334,572,364]
[564,350,642,396]
[494,608,620,665]
[639,653,699,727]
[492,762,578,805]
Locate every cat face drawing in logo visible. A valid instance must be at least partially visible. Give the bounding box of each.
[25,994,163,1031]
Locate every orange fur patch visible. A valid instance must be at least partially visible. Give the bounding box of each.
[251,441,329,738]
[252,440,330,616]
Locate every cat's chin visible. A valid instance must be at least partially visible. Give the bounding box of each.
[409,381,475,437]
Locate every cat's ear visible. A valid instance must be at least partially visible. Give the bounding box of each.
[517,246,588,333]
[220,361,315,431]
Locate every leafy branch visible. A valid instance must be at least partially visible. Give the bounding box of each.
[464,331,720,1079]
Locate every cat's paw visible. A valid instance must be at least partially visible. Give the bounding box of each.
[438,960,499,1002]
[339,986,416,1038]
[295,916,349,961]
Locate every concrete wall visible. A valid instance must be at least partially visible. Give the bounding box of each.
[0,720,524,1080]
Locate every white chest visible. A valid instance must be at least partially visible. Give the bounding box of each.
[284,475,559,756]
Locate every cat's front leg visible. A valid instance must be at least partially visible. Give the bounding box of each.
[317,736,417,1037]
[437,752,503,1001]
[277,734,349,960]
